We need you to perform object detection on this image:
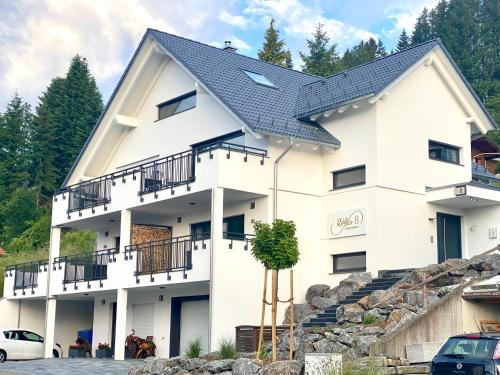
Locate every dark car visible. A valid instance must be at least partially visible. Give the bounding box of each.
[431,334,500,374]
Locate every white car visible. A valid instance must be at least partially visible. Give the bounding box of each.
[0,329,62,362]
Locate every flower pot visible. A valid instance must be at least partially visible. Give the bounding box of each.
[96,348,113,358]
[68,348,86,358]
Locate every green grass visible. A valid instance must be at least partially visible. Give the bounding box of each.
[185,338,203,358]
[362,313,378,325]
[217,337,237,359]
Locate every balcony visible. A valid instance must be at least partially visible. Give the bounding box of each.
[53,248,119,291]
[4,260,49,298]
[52,142,269,226]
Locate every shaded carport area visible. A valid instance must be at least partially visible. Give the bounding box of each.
[462,275,500,333]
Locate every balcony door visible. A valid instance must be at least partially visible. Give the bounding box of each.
[190,215,244,240]
[437,213,462,263]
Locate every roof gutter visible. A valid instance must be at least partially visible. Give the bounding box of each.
[273,138,294,221]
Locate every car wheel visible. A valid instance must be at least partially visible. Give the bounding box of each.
[52,350,59,358]
[0,350,6,363]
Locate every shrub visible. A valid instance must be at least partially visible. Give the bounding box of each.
[217,337,237,359]
[339,359,382,375]
[60,229,97,255]
[185,338,202,358]
[258,344,269,360]
[362,313,378,325]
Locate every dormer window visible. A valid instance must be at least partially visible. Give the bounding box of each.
[242,70,276,88]
[157,91,196,120]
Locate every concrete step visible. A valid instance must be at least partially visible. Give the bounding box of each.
[309,317,338,323]
[303,322,326,328]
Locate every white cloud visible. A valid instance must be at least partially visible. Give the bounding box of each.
[383,0,440,39]
[0,0,223,108]
[243,0,376,51]
[218,9,252,29]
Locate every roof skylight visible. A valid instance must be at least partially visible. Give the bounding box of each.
[242,70,276,88]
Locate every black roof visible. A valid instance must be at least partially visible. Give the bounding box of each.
[149,29,340,147]
[62,30,497,186]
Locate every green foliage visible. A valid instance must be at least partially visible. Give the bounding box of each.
[396,30,411,51]
[217,338,237,359]
[362,313,378,325]
[0,94,33,202]
[0,187,41,246]
[60,230,97,256]
[300,23,342,76]
[411,8,433,44]
[258,344,269,360]
[185,338,203,358]
[325,358,381,375]
[251,219,299,270]
[341,38,387,70]
[258,19,293,68]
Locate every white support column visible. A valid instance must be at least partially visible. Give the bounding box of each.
[114,209,131,360]
[209,187,224,351]
[114,288,128,360]
[120,209,132,251]
[44,227,60,358]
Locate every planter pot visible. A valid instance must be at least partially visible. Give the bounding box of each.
[96,348,113,358]
[68,348,86,358]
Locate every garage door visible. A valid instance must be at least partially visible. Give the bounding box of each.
[133,304,154,338]
[179,300,209,355]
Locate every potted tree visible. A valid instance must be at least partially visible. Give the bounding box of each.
[251,219,299,362]
[96,342,113,358]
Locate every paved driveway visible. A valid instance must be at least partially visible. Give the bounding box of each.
[0,358,144,375]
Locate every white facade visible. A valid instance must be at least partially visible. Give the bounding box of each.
[2,33,499,360]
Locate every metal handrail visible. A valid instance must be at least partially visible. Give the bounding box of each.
[124,233,210,283]
[53,248,119,290]
[5,260,49,296]
[223,232,255,250]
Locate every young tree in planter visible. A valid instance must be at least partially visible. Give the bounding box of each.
[251,219,299,361]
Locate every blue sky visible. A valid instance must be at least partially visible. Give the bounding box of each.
[0,0,439,110]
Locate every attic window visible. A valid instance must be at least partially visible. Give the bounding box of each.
[242,70,276,88]
[157,91,196,120]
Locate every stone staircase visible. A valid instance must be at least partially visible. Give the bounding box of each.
[303,269,412,328]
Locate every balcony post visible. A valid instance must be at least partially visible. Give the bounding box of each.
[120,209,132,253]
[44,226,61,358]
[209,187,224,352]
[114,288,128,360]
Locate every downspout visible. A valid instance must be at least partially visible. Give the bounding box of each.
[273,138,294,221]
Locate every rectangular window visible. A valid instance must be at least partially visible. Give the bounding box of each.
[332,252,366,273]
[158,91,196,120]
[332,165,366,190]
[429,140,460,164]
[190,215,245,241]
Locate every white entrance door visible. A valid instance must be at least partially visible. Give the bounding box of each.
[133,304,155,339]
[180,300,209,355]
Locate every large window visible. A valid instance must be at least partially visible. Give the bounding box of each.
[332,252,366,273]
[158,91,196,120]
[190,215,245,241]
[332,165,366,190]
[429,140,460,164]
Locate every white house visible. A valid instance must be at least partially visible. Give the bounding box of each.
[2,29,499,360]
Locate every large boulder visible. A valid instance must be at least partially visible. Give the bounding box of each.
[199,359,235,373]
[260,360,303,375]
[294,339,315,362]
[337,273,372,300]
[354,335,378,355]
[366,288,402,309]
[313,338,349,353]
[336,303,365,323]
[311,293,338,309]
[232,358,262,375]
[144,357,168,374]
[305,284,330,303]
[283,303,316,324]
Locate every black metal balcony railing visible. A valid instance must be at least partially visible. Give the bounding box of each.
[139,150,195,196]
[54,142,267,215]
[5,260,49,295]
[54,248,118,290]
[124,234,210,283]
[223,232,255,250]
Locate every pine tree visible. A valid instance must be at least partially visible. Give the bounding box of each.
[300,23,341,76]
[258,19,293,68]
[60,55,103,179]
[31,78,66,203]
[429,0,448,37]
[411,8,433,45]
[0,93,33,202]
[376,39,387,58]
[340,38,383,70]
[396,30,411,51]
